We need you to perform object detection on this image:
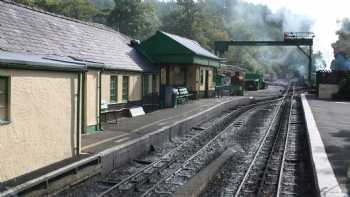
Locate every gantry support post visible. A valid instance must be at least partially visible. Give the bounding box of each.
[308,46,313,85]
[297,45,313,85]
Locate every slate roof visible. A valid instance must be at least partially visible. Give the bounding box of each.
[0,0,155,72]
[161,31,220,60]
[0,51,87,72]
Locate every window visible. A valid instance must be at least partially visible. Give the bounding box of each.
[122,76,129,102]
[143,74,150,96]
[0,77,9,123]
[152,74,157,93]
[110,76,118,103]
[200,70,204,85]
[174,66,185,86]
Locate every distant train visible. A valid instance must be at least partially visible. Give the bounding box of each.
[244,73,267,91]
[216,65,267,95]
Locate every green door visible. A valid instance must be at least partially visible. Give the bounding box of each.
[205,70,209,98]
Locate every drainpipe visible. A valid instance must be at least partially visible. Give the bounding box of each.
[82,72,86,135]
[76,71,82,156]
[141,73,144,105]
[98,69,103,131]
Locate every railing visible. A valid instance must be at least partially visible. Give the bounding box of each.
[284,32,315,40]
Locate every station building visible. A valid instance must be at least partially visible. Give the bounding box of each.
[137,31,221,99]
[0,0,221,183]
[0,0,155,182]
[0,51,86,182]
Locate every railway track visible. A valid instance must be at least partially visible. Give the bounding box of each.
[59,86,317,197]
[218,90,292,197]
[58,98,282,197]
[94,100,282,197]
[142,99,286,197]
[278,96,316,197]
[61,86,318,197]
[202,88,316,197]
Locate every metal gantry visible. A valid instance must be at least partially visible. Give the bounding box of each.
[214,32,315,84]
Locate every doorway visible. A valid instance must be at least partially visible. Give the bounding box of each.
[205,70,209,98]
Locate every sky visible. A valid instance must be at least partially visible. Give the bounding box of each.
[244,0,350,66]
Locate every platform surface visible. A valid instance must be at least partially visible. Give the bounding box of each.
[82,85,285,154]
[307,96,350,194]
[82,96,247,153]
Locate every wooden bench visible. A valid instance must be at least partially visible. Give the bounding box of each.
[101,108,128,124]
[176,87,193,104]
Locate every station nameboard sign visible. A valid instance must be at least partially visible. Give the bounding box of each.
[130,107,146,117]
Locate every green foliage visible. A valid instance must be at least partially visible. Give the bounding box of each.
[89,0,114,10]
[14,0,320,79]
[160,0,228,49]
[59,0,97,21]
[107,0,159,39]
[14,0,35,6]
[15,0,98,21]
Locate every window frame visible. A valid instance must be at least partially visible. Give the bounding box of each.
[0,76,10,124]
[110,76,118,103]
[143,74,151,96]
[200,70,204,85]
[152,74,157,93]
[122,76,129,102]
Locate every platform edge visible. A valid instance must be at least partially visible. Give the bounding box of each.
[301,94,345,197]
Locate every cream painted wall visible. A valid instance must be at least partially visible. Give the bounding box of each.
[0,69,78,182]
[199,66,215,91]
[84,71,99,128]
[129,75,142,101]
[101,72,110,104]
[117,75,123,103]
[187,65,199,92]
[101,72,142,104]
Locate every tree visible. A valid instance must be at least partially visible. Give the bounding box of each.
[59,0,97,21]
[160,0,228,49]
[15,0,98,21]
[107,0,159,39]
[89,0,115,10]
[14,0,34,6]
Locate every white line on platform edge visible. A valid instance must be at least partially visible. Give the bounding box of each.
[301,94,347,197]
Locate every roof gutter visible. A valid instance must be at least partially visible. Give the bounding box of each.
[0,62,87,72]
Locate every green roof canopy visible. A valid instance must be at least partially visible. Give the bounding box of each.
[138,31,220,67]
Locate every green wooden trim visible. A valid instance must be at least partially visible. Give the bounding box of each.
[138,31,220,67]
[0,76,9,122]
[143,74,151,96]
[0,120,11,125]
[193,56,220,67]
[85,125,98,134]
[110,76,118,103]
[122,76,129,102]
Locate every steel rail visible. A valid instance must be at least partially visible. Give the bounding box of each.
[255,87,295,196]
[276,87,295,197]
[140,98,287,197]
[97,98,282,197]
[138,102,274,197]
[233,87,291,197]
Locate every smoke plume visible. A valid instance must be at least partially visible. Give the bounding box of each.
[332,18,350,58]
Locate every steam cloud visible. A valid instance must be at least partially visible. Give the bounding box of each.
[228,0,315,77]
[332,18,350,58]
[330,18,350,71]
